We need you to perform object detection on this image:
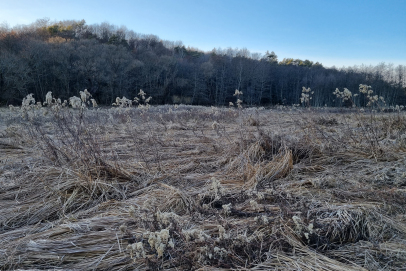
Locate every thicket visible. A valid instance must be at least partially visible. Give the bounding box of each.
[0,18,405,107]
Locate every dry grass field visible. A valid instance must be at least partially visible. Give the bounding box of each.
[1,104,406,270]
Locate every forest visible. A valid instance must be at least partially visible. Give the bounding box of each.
[0,18,405,107]
[3,18,406,271]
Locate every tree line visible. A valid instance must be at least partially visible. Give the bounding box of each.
[1,18,405,107]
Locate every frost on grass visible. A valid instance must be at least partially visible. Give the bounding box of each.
[2,100,406,270]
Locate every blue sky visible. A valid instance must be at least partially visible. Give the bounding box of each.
[1,0,405,67]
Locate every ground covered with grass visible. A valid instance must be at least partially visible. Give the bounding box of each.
[1,105,406,270]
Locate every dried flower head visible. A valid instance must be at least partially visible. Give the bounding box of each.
[113,96,133,107]
[211,121,219,130]
[90,99,98,108]
[22,94,35,107]
[222,203,232,215]
[119,224,127,233]
[236,99,243,108]
[69,96,82,109]
[233,89,243,96]
[44,91,53,106]
[300,87,313,106]
[210,177,225,199]
[218,225,228,240]
[79,89,92,102]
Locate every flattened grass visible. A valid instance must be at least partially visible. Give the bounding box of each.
[1,106,406,270]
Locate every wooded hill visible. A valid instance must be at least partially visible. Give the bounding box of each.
[1,19,405,106]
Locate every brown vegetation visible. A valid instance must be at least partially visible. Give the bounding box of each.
[1,105,406,270]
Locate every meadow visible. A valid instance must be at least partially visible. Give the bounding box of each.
[1,98,406,270]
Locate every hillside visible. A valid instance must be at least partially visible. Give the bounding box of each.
[1,19,405,107]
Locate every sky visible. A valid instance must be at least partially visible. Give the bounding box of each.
[1,0,405,68]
